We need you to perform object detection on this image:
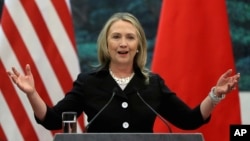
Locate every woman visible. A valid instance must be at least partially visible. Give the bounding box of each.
[7,12,240,132]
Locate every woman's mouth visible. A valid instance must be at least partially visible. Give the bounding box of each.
[118,51,128,54]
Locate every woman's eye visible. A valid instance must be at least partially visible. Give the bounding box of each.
[112,35,120,39]
[128,36,135,40]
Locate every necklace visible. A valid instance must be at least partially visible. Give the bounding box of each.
[109,69,135,85]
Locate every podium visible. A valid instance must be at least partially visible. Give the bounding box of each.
[53,133,205,141]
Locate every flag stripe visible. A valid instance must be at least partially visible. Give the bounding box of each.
[0,91,23,141]
[36,0,80,80]
[0,27,53,140]
[20,0,73,93]
[0,62,38,140]
[0,0,81,140]
[1,4,54,107]
[5,0,66,107]
[0,125,7,141]
[0,94,14,141]
[52,0,77,48]
[34,0,83,131]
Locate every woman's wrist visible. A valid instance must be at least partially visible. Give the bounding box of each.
[26,90,37,98]
[208,87,225,105]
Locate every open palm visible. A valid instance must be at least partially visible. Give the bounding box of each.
[8,64,36,95]
[215,69,240,95]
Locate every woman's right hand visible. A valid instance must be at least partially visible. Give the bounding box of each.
[7,64,36,96]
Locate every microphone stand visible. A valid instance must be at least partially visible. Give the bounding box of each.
[83,87,118,132]
[136,90,172,133]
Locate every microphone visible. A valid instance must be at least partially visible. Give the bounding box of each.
[83,87,118,132]
[135,90,172,133]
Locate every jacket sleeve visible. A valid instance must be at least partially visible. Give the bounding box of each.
[35,73,86,130]
[156,74,210,130]
[35,105,62,130]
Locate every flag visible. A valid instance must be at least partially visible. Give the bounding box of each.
[0,0,83,140]
[151,0,241,141]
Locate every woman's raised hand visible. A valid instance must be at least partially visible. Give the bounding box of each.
[214,69,240,96]
[7,64,36,95]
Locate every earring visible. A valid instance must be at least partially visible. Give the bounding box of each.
[136,50,139,53]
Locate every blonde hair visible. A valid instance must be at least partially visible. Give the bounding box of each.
[97,12,149,81]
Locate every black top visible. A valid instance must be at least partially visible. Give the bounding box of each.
[36,66,210,132]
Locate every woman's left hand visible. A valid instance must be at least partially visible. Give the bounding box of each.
[214,69,240,97]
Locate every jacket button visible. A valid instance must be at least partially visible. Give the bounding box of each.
[122,122,129,129]
[121,102,128,108]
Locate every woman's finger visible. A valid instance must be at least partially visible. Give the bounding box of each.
[25,64,32,76]
[9,73,18,84]
[12,67,20,77]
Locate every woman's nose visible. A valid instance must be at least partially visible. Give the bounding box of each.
[119,38,127,47]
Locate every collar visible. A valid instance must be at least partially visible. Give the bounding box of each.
[93,64,146,80]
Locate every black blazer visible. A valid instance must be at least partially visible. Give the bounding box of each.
[36,66,209,132]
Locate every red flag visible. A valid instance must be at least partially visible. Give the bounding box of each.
[151,0,241,141]
[0,0,83,140]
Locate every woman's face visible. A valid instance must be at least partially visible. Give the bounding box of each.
[107,20,139,66]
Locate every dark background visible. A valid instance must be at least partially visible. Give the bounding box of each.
[0,0,249,90]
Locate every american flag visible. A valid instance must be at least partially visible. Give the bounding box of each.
[0,0,84,140]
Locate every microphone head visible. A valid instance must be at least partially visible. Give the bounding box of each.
[133,87,139,92]
[113,87,118,93]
